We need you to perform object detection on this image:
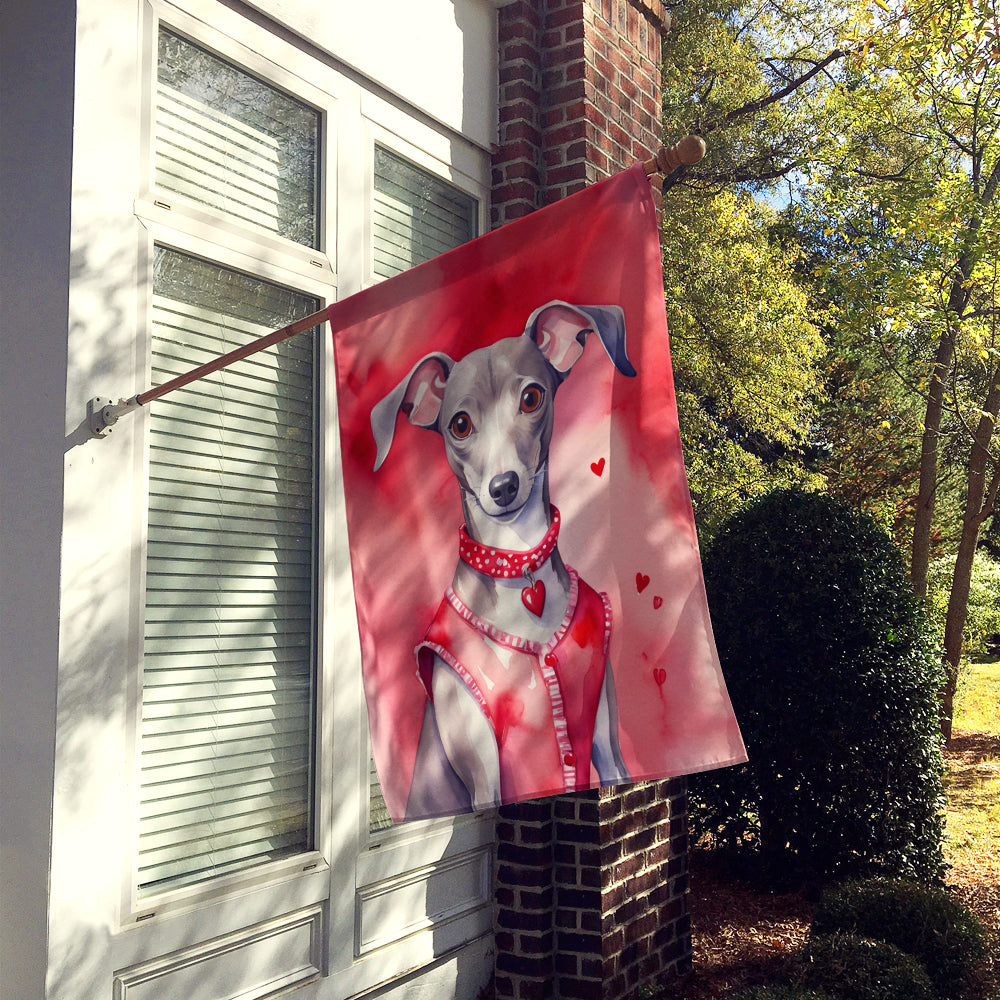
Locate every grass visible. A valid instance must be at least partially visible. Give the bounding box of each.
[955,658,1000,734]
[943,657,1000,1000]
[945,659,1000,867]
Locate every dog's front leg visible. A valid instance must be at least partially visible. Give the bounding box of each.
[430,660,502,811]
[591,662,630,785]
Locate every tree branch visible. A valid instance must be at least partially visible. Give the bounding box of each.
[702,49,847,133]
[663,158,804,193]
[852,164,919,183]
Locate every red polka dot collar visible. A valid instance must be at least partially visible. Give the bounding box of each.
[458,506,560,579]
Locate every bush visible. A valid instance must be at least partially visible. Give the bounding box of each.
[793,933,934,1000]
[812,878,988,998]
[691,489,946,881]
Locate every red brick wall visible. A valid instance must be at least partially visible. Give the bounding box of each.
[490,7,691,998]
[495,800,556,998]
[494,782,690,1000]
[492,0,667,226]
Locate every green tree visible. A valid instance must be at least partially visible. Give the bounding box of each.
[663,189,825,538]
[801,0,1000,736]
[660,2,998,739]
[783,206,968,550]
[927,548,1000,659]
[815,345,924,543]
[662,0,853,195]
[659,0,844,538]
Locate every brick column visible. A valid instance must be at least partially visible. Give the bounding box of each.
[493,1,544,227]
[495,801,556,999]
[493,0,667,224]
[494,780,691,1000]
[491,3,692,998]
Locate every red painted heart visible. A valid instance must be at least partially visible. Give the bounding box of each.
[590,457,606,476]
[521,579,546,616]
[653,596,663,610]
[653,667,666,687]
[636,572,650,593]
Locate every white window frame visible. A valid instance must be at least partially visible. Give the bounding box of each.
[362,116,489,293]
[112,0,495,992]
[122,224,337,924]
[328,91,497,999]
[135,0,338,280]
[123,0,339,929]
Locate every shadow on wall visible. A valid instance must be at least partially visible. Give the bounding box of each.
[453,0,499,165]
[45,215,152,998]
[430,824,496,999]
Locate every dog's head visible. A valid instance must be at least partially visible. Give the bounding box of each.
[371,301,635,519]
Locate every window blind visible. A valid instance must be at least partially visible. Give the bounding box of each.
[372,146,477,279]
[156,28,320,248]
[138,248,318,895]
[368,148,478,831]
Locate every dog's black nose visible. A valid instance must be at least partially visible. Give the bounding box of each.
[489,471,520,507]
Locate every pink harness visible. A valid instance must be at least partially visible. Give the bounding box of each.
[416,567,612,803]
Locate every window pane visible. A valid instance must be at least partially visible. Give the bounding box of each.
[139,247,318,895]
[372,146,477,279]
[369,149,478,831]
[156,28,320,248]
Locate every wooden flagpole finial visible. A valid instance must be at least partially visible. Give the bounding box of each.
[643,135,707,176]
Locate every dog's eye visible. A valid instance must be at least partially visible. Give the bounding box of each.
[520,385,544,414]
[449,412,474,439]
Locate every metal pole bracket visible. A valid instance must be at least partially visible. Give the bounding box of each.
[88,396,140,438]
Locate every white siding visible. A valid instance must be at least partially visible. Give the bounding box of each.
[17,0,500,998]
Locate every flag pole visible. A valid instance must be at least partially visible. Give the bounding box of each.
[87,135,705,438]
[86,307,330,437]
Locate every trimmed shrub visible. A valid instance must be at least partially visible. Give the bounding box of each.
[812,878,988,998]
[691,489,946,881]
[794,933,934,1000]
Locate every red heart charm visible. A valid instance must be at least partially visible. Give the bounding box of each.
[590,457,606,476]
[636,572,650,593]
[653,668,666,687]
[521,579,546,616]
[653,596,663,610]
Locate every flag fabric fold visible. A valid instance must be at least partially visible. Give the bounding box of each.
[330,164,746,823]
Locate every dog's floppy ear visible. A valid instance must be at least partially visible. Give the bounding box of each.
[523,301,636,377]
[371,352,454,471]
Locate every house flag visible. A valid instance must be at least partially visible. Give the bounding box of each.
[330,164,746,823]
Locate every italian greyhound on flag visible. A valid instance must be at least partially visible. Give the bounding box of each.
[371,301,635,817]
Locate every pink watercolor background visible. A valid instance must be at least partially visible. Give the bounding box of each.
[330,165,746,822]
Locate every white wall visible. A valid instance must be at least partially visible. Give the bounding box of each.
[0,0,76,994]
[45,0,149,992]
[244,0,498,151]
[1,1,499,998]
